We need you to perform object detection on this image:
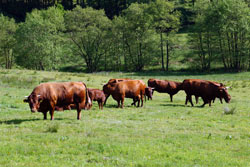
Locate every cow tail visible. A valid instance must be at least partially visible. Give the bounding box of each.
[82,82,90,107]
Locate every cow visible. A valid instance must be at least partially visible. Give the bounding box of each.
[103,80,146,108]
[194,81,225,104]
[147,78,183,102]
[104,78,131,105]
[23,82,92,120]
[104,78,153,105]
[88,88,105,110]
[182,79,231,107]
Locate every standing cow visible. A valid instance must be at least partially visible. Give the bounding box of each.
[182,79,231,107]
[24,82,92,120]
[148,78,183,102]
[103,80,146,108]
[104,78,153,105]
[88,88,105,110]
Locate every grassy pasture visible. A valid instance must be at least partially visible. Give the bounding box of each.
[0,69,249,167]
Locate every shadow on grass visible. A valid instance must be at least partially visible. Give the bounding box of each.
[160,103,204,108]
[103,103,143,109]
[0,118,41,124]
[130,69,239,77]
[0,117,66,124]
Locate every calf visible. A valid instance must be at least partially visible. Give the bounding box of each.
[88,88,105,110]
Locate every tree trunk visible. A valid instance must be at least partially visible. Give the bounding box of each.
[166,40,169,71]
[160,32,164,71]
[218,32,227,69]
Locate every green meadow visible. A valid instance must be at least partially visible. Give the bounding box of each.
[0,69,249,167]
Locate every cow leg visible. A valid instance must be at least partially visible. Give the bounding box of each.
[49,102,55,120]
[49,110,55,120]
[188,95,193,107]
[201,97,207,107]
[220,98,223,104]
[74,103,81,120]
[121,98,124,108]
[141,96,144,107]
[131,98,136,106]
[43,111,48,120]
[137,96,140,107]
[185,95,188,105]
[117,100,120,108]
[100,102,103,110]
[170,95,173,102]
[98,101,101,109]
[104,94,110,105]
[209,100,212,107]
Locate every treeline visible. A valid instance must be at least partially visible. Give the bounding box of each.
[0,0,249,72]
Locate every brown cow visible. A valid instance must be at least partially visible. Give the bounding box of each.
[148,78,183,102]
[182,79,231,107]
[23,82,92,120]
[103,80,145,108]
[104,78,153,105]
[104,78,131,105]
[88,88,105,110]
[194,81,225,104]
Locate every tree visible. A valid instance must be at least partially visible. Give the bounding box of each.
[15,6,65,70]
[114,3,156,71]
[65,6,111,72]
[0,14,17,69]
[189,0,250,71]
[147,0,180,71]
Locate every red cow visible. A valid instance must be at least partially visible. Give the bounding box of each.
[103,80,145,108]
[148,78,183,102]
[104,78,153,105]
[182,79,231,107]
[88,88,105,110]
[104,78,131,105]
[24,82,92,120]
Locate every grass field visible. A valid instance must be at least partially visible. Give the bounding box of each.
[0,69,249,167]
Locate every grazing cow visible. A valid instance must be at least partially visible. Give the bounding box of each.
[23,82,92,120]
[182,79,231,107]
[103,80,146,108]
[88,88,105,110]
[148,78,183,102]
[195,81,224,104]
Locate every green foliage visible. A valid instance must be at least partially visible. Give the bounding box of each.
[0,14,17,69]
[14,6,65,70]
[188,0,250,71]
[65,6,112,72]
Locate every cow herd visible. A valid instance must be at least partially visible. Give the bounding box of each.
[23,78,231,120]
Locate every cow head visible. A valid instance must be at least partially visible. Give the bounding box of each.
[145,87,154,100]
[103,83,115,95]
[219,87,231,103]
[23,94,42,112]
[85,95,92,110]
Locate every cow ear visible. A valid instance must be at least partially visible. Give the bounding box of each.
[23,99,28,103]
[220,83,224,87]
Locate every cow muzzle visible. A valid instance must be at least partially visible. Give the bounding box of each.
[31,108,38,113]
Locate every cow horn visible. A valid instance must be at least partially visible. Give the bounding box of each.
[151,88,155,90]
[37,95,41,97]
[101,83,106,85]
[226,86,231,89]
[24,96,28,98]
